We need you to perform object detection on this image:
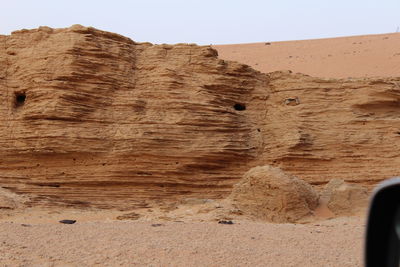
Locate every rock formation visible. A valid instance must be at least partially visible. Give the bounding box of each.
[321,179,369,215]
[0,25,267,208]
[229,165,319,223]
[0,187,28,210]
[261,71,400,189]
[1,25,400,209]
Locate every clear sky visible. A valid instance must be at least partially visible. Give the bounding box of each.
[1,0,399,45]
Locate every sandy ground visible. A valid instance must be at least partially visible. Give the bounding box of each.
[0,203,364,266]
[214,33,400,78]
[0,215,364,266]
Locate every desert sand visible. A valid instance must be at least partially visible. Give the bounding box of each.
[0,216,363,266]
[214,33,400,78]
[2,26,399,266]
[0,176,367,267]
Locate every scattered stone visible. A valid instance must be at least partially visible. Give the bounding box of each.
[59,220,76,224]
[218,220,234,225]
[151,223,163,227]
[21,224,31,227]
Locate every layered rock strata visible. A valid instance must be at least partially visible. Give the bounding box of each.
[1,25,399,208]
[0,25,267,208]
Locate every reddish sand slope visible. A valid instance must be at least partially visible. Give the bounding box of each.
[214,33,400,78]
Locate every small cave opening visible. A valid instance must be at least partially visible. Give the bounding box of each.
[233,103,246,111]
[14,92,26,108]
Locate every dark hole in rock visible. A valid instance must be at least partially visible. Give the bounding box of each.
[284,97,300,106]
[14,92,26,108]
[234,103,246,111]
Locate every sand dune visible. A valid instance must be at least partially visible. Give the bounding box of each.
[214,33,400,78]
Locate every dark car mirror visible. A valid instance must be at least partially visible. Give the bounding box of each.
[365,177,400,267]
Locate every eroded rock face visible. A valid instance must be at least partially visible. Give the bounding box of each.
[0,187,28,210]
[261,71,400,188]
[0,25,267,208]
[1,25,400,209]
[229,165,319,223]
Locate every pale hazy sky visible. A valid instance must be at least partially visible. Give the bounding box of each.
[1,0,399,45]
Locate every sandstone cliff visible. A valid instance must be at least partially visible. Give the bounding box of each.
[262,71,400,188]
[1,25,399,209]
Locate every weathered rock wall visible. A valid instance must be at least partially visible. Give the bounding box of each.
[1,25,399,208]
[0,25,267,208]
[261,72,400,188]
